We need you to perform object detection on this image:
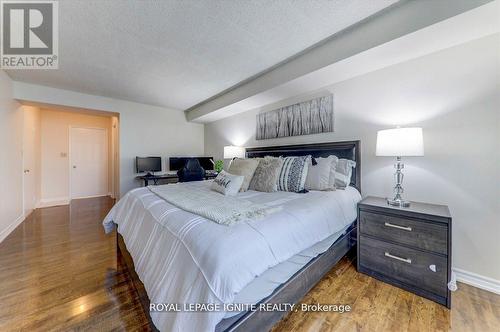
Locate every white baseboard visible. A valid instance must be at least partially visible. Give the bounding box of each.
[453,267,500,295]
[37,197,70,208]
[0,214,25,244]
[72,194,110,200]
[37,195,110,207]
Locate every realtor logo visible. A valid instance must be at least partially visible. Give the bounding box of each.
[1,0,58,69]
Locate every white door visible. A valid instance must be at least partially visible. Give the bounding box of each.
[23,113,36,215]
[70,127,108,199]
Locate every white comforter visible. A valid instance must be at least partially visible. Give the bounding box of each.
[103,181,360,332]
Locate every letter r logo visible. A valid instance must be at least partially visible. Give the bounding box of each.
[2,1,54,54]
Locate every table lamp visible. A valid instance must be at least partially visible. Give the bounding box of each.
[376,127,424,207]
[223,146,246,167]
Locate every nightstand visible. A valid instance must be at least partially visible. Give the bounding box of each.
[357,196,452,308]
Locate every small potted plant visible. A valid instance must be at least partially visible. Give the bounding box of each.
[214,160,224,173]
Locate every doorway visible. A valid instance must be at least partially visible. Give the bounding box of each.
[70,127,108,199]
[21,106,119,209]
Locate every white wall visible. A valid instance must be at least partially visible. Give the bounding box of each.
[39,109,113,206]
[205,35,500,283]
[12,83,205,196]
[0,71,24,242]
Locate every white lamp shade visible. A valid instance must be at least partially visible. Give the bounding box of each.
[376,128,424,157]
[224,145,246,159]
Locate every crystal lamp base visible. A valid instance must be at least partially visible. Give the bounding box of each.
[387,198,411,207]
[388,156,411,208]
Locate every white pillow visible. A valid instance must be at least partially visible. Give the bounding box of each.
[305,156,336,191]
[329,156,339,188]
[210,170,244,196]
[335,159,356,189]
[227,158,259,192]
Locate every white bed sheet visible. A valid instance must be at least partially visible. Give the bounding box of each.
[223,224,351,319]
[103,181,361,331]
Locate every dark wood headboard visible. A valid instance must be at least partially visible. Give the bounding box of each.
[245,140,361,192]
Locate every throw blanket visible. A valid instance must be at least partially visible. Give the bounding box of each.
[149,183,281,225]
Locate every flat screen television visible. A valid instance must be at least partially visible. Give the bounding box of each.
[136,157,162,175]
[169,157,214,171]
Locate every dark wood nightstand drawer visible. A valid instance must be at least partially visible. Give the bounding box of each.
[359,235,447,297]
[357,197,452,307]
[359,210,448,255]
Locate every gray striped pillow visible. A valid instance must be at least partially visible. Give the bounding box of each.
[277,156,311,193]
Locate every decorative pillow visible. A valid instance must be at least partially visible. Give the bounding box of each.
[305,155,336,191]
[228,158,259,192]
[328,156,340,188]
[277,156,311,193]
[248,157,283,192]
[210,170,244,196]
[335,159,356,189]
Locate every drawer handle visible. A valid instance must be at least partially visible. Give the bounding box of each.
[384,222,412,231]
[384,252,412,264]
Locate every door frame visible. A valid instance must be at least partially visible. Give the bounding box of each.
[22,150,35,216]
[22,112,36,217]
[22,149,31,217]
[68,126,109,200]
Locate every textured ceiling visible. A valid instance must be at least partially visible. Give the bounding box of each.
[194,1,500,122]
[6,0,397,110]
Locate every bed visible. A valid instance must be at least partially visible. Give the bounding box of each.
[105,140,361,332]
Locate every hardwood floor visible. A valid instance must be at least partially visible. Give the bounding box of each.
[0,197,151,331]
[273,256,500,332]
[0,197,498,332]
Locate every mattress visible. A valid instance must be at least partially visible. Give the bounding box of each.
[103,182,361,331]
[223,224,351,319]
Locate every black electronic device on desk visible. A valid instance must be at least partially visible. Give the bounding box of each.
[136,156,162,176]
[169,157,214,171]
[136,156,218,186]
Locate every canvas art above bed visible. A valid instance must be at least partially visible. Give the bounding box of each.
[256,94,334,140]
